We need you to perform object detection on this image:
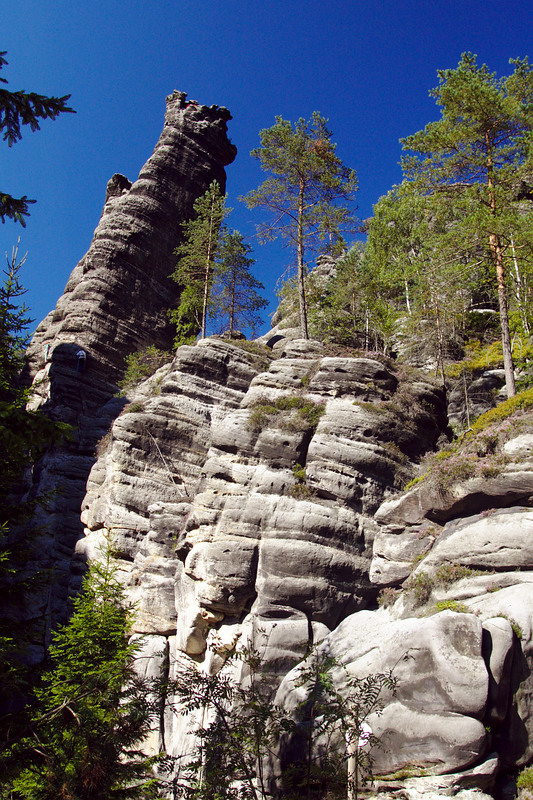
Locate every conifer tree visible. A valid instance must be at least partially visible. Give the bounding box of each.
[0,51,74,225]
[401,53,533,396]
[243,113,358,339]
[169,182,229,346]
[209,230,267,337]
[3,549,159,800]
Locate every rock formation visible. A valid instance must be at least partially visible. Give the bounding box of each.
[73,325,533,797]
[20,92,236,648]
[19,93,533,799]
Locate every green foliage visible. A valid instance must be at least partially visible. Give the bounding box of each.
[209,230,267,337]
[0,52,75,225]
[401,386,533,495]
[0,250,70,722]
[169,182,229,345]
[400,53,533,396]
[380,766,428,780]
[434,563,479,585]
[243,112,358,339]
[247,395,325,433]
[286,647,397,800]
[469,386,533,434]
[118,345,172,393]
[292,462,306,483]
[168,641,396,800]
[377,587,400,608]
[432,600,472,614]
[496,614,524,639]
[517,765,533,792]
[169,641,288,800]
[289,463,317,499]
[3,550,159,799]
[405,573,434,605]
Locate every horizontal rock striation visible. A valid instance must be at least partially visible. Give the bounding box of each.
[78,330,533,791]
[19,93,236,649]
[78,335,448,756]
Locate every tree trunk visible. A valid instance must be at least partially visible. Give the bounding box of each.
[229,266,237,336]
[297,177,309,339]
[491,232,516,397]
[486,136,515,397]
[511,236,530,335]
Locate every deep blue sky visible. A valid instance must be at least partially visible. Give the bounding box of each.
[3,0,533,335]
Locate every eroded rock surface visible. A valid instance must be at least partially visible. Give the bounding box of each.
[20,93,236,646]
[18,99,533,795]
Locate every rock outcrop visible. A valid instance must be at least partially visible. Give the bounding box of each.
[20,92,236,647]
[19,93,533,798]
[73,328,533,796]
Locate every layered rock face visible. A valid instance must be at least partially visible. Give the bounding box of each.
[21,93,236,643]
[76,337,448,759]
[76,331,533,796]
[20,91,533,797]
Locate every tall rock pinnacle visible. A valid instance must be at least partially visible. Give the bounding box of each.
[25,91,236,401]
[20,92,236,648]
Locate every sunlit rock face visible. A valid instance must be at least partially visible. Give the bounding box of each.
[77,335,449,759]
[19,93,236,646]
[18,88,533,795]
[77,328,533,792]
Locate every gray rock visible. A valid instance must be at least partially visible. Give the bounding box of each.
[275,609,489,777]
[18,92,236,633]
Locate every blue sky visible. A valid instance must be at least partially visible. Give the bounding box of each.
[3,0,533,335]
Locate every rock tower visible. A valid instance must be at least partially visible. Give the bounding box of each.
[21,92,236,648]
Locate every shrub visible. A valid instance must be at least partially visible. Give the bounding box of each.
[400,386,533,495]
[405,572,434,605]
[517,766,533,793]
[95,430,113,457]
[498,614,523,639]
[469,387,533,435]
[247,395,325,433]
[432,600,472,614]
[118,345,172,393]
[435,563,477,586]
[120,401,145,415]
[289,483,317,499]
[377,587,400,608]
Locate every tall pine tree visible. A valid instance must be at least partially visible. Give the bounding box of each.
[169,182,229,346]
[243,113,358,339]
[3,549,159,800]
[401,53,533,396]
[209,231,267,337]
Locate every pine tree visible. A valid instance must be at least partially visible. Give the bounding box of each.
[243,113,358,339]
[169,182,229,346]
[209,231,267,337]
[3,549,159,800]
[401,53,533,396]
[0,52,74,225]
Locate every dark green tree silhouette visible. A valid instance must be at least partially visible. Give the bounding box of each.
[0,51,75,225]
[210,230,267,337]
[3,549,160,799]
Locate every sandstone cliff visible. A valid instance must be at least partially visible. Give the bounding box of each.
[20,93,533,800]
[73,330,533,798]
[20,92,236,646]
